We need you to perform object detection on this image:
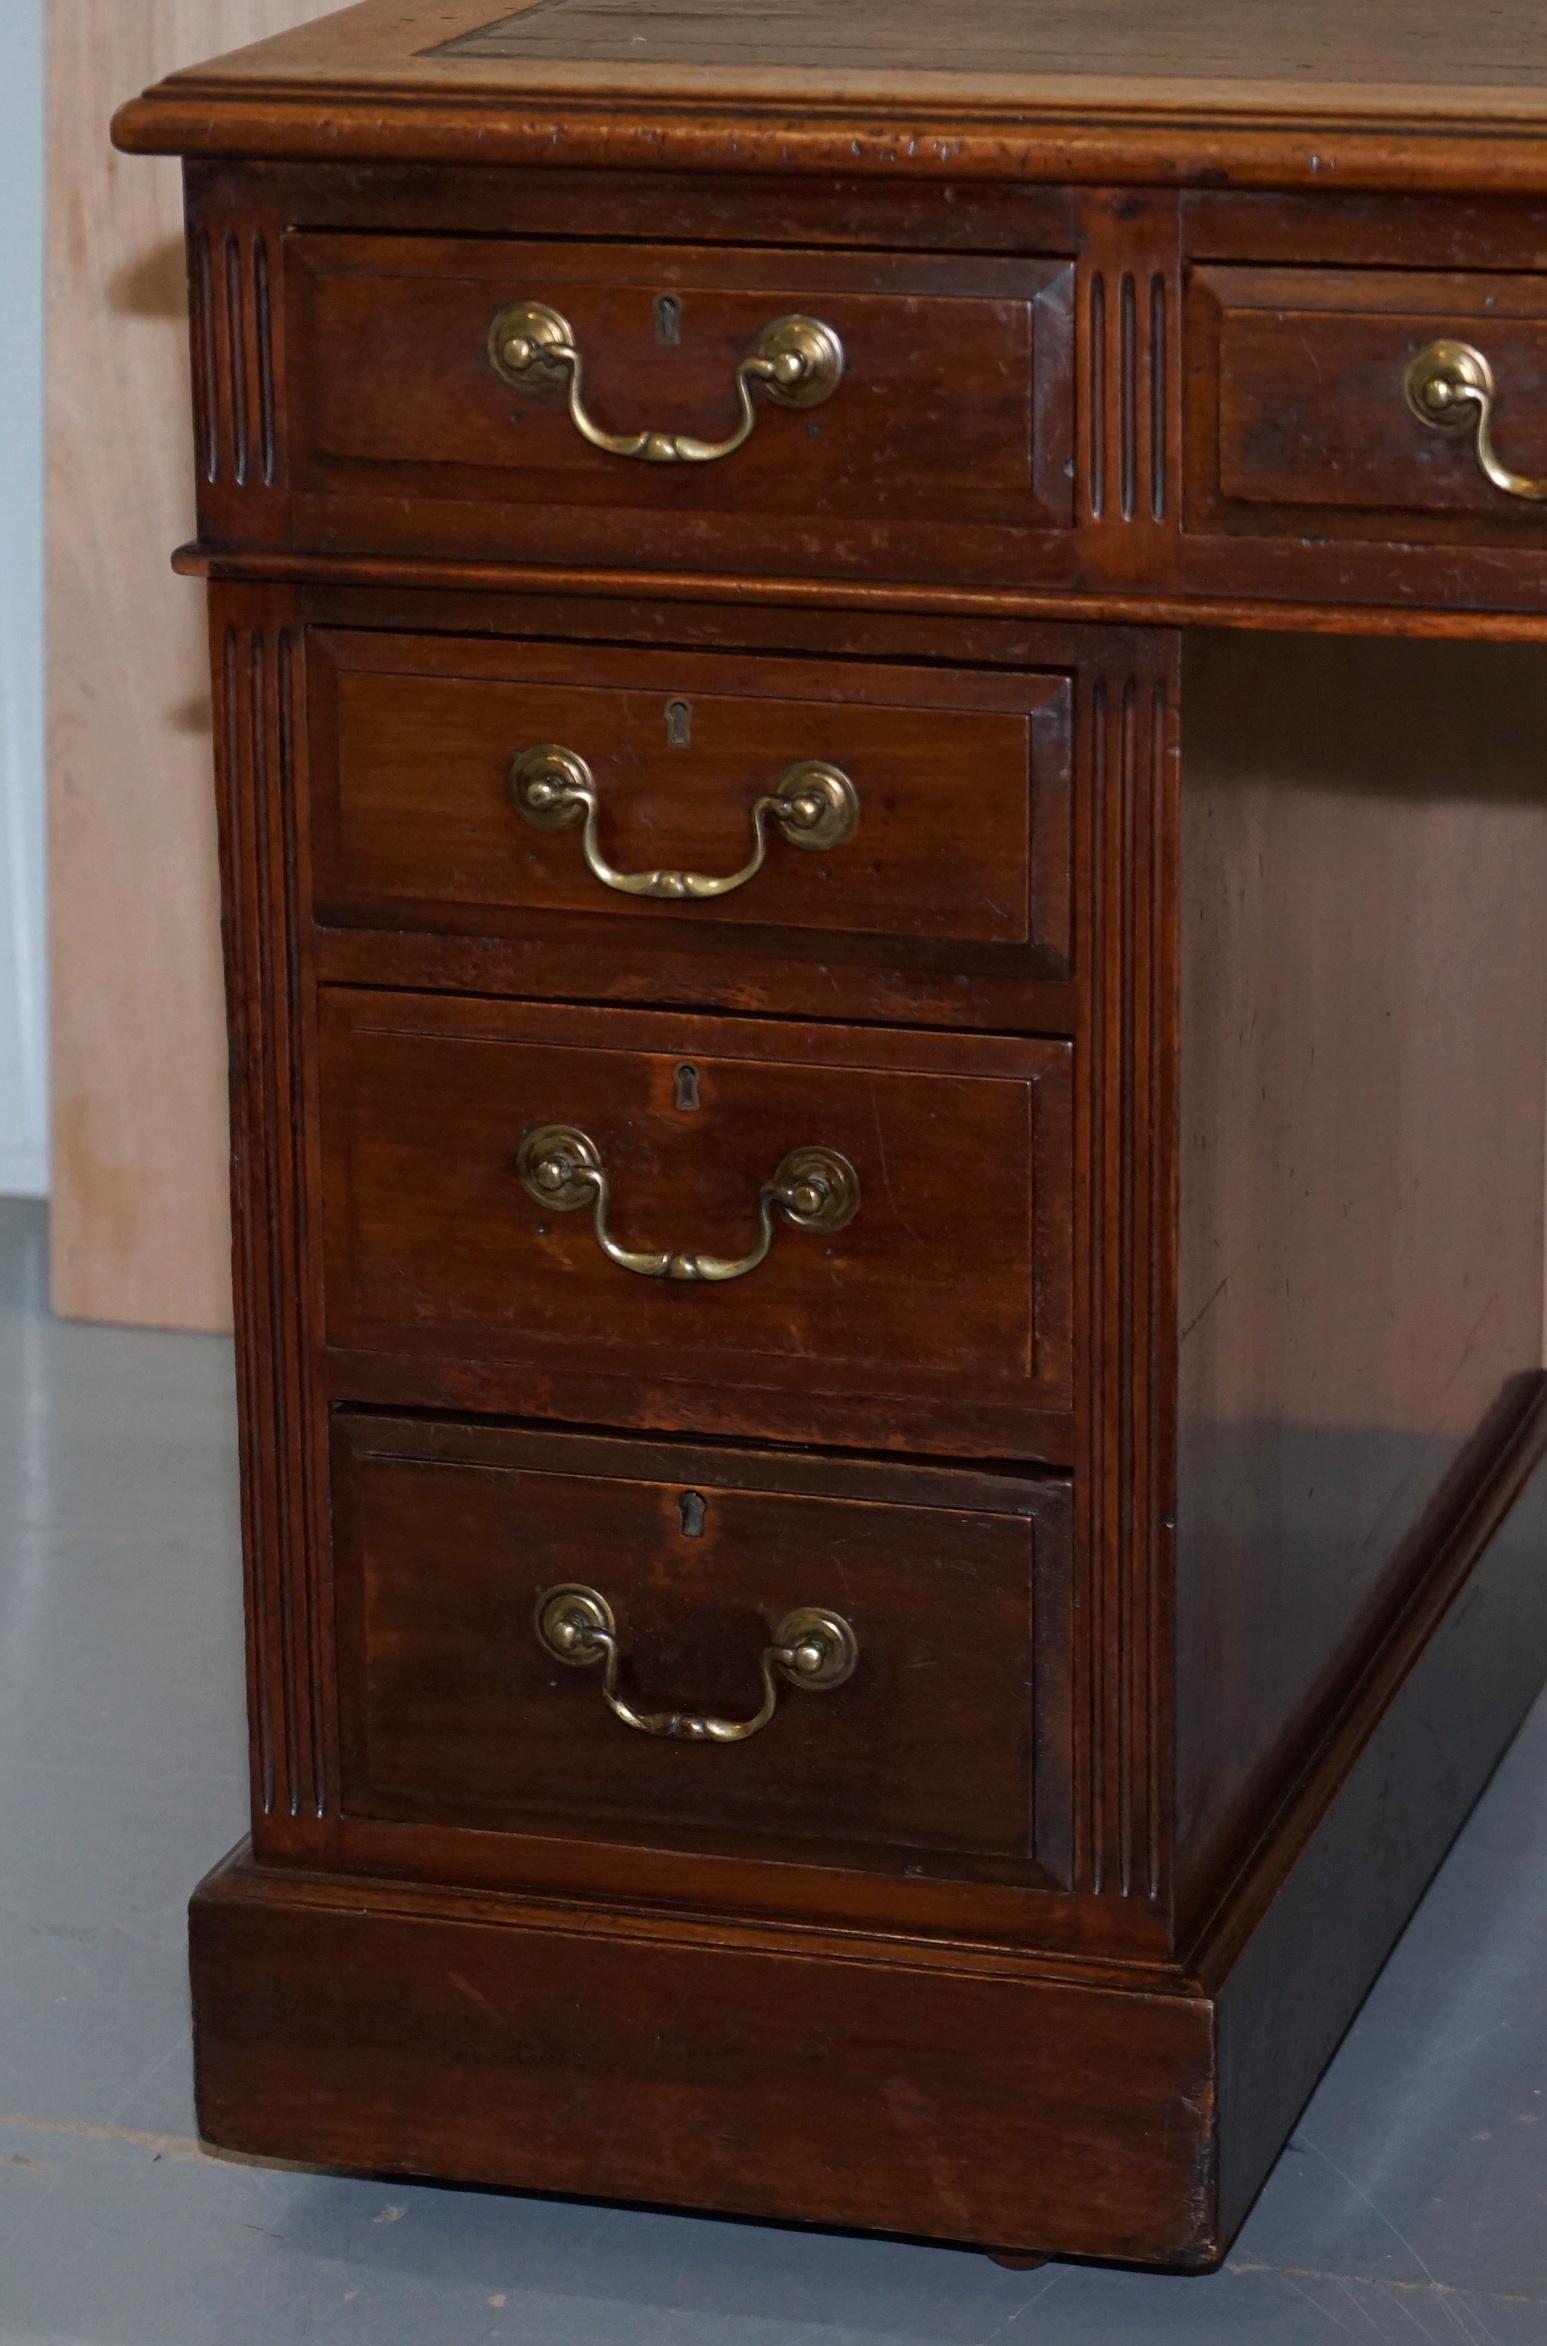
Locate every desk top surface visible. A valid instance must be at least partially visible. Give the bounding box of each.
[125,0,1547,110]
[112,0,1547,190]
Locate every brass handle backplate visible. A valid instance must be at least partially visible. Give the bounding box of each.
[510,745,860,901]
[517,1124,860,1283]
[533,1583,858,1742]
[487,302,844,463]
[1405,339,1547,503]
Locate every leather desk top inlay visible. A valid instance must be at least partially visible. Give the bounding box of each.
[430,0,1547,93]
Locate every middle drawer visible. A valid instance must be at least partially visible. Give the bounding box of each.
[320,991,1075,1461]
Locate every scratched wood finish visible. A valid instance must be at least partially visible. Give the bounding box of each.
[109,154,1547,618]
[333,1413,1076,1890]
[189,1379,1547,2265]
[285,234,1075,586]
[189,1846,1222,2265]
[113,0,1547,2275]
[1191,266,1547,541]
[309,630,1073,1025]
[111,0,1547,198]
[435,0,1547,87]
[317,990,1075,1456]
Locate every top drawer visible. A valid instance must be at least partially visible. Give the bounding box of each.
[284,236,1075,584]
[1191,266,1547,544]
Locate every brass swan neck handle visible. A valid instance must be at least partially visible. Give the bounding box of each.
[510,745,860,902]
[488,302,845,465]
[516,1125,860,1284]
[1406,339,1547,503]
[533,1584,859,1743]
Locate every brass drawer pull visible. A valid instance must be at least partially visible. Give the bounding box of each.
[510,744,860,902]
[517,1124,859,1283]
[533,1583,858,1743]
[1405,340,1547,503]
[487,301,844,464]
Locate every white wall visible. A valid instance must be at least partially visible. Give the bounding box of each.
[0,0,46,1198]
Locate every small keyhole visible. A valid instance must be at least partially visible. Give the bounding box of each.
[674,1063,700,1113]
[666,698,692,747]
[679,1490,706,1538]
[655,294,682,346]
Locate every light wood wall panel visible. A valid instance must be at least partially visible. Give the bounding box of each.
[47,0,322,1330]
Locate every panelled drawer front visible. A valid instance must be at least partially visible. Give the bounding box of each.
[1191,265,1547,541]
[309,630,1073,1019]
[333,1414,1074,1892]
[286,235,1075,582]
[319,992,1074,1457]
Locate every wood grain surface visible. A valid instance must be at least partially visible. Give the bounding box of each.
[98,1,1547,2269]
[111,0,1547,199]
[179,1400,1547,2265]
[308,629,1073,1016]
[143,0,1547,105]
[1175,633,1547,1925]
[189,1841,1220,2265]
[283,232,1074,587]
[47,0,322,1329]
[165,158,1547,620]
[332,1413,1073,1887]
[316,990,1075,1453]
[1191,265,1547,541]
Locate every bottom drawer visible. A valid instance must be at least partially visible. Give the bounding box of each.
[333,1413,1074,1895]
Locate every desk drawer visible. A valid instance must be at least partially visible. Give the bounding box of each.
[309,630,1073,1023]
[1191,266,1547,542]
[333,1414,1074,1896]
[286,234,1075,581]
[319,992,1074,1458]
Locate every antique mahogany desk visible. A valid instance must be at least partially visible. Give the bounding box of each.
[115,0,1547,2269]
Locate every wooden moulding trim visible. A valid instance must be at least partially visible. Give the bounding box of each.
[111,93,1547,198]
[169,545,1547,643]
[1190,1370,1547,1985]
[196,1838,1195,1999]
[217,606,333,1847]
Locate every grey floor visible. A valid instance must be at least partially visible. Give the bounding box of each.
[1,1194,1544,2344]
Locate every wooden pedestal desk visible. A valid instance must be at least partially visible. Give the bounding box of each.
[114,0,1547,2269]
